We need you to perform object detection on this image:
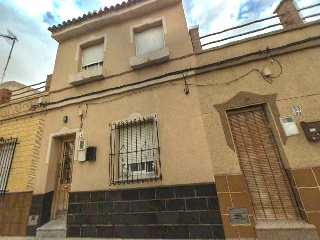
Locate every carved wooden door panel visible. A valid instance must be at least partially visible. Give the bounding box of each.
[53,138,74,218]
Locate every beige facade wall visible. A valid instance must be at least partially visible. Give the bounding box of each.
[195,22,320,174]
[50,2,194,93]
[34,77,214,194]
[34,0,218,195]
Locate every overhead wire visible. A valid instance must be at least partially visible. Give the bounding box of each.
[44,35,320,107]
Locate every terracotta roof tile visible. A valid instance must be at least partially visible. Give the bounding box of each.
[48,0,147,33]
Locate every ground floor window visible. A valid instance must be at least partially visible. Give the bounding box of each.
[109,114,161,185]
[0,137,18,194]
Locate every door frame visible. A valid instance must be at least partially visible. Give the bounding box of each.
[45,127,80,221]
[214,91,289,168]
[51,137,75,220]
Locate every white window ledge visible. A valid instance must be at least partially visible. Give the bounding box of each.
[69,65,106,86]
[130,47,169,70]
[114,173,160,183]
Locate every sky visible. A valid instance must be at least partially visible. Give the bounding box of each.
[0,0,319,86]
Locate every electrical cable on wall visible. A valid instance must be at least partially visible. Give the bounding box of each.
[1,35,317,117]
[181,68,190,95]
[43,35,319,107]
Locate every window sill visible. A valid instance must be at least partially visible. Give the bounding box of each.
[114,173,160,183]
[130,47,169,70]
[69,65,106,86]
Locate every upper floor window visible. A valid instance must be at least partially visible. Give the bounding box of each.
[69,35,106,86]
[135,26,164,56]
[109,114,161,185]
[130,18,169,70]
[82,43,104,70]
[0,137,18,195]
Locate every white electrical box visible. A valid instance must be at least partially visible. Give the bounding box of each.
[78,139,87,162]
[280,116,299,136]
[78,139,87,150]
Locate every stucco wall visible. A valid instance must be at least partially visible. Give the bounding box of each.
[34,77,214,194]
[194,23,320,173]
[50,2,194,93]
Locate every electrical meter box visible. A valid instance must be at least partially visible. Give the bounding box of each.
[280,116,299,136]
[300,121,320,141]
[78,139,87,162]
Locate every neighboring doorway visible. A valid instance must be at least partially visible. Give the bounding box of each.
[227,106,299,220]
[52,138,75,219]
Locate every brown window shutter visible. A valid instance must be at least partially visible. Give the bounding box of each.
[227,106,299,220]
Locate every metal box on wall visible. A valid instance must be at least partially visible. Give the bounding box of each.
[86,147,97,161]
[300,121,320,141]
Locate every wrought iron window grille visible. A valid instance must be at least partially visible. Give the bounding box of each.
[0,137,18,196]
[109,114,161,185]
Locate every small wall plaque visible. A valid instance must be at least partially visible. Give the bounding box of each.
[228,208,249,225]
[28,215,39,226]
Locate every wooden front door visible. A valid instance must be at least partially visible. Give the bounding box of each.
[227,106,299,220]
[53,138,75,218]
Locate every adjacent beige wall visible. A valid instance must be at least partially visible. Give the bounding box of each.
[194,23,320,173]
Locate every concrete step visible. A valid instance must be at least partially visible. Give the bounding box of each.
[36,218,67,238]
[255,220,319,240]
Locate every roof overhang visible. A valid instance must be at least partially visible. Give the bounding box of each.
[51,0,181,43]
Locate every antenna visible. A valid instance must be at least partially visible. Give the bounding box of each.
[0,29,18,84]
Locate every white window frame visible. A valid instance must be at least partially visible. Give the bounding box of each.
[119,121,157,177]
[109,113,161,184]
[130,17,168,56]
[81,43,104,70]
[75,34,107,72]
[135,26,165,56]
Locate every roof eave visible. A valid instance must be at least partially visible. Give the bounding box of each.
[51,0,181,43]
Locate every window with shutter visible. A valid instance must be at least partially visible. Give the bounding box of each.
[227,106,299,220]
[109,114,161,185]
[82,43,104,70]
[135,26,165,55]
[0,138,18,195]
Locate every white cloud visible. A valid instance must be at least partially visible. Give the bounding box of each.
[11,0,54,17]
[57,1,84,21]
[1,0,319,85]
[0,1,57,85]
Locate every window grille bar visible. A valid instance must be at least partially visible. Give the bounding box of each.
[109,115,161,185]
[155,119,161,179]
[0,137,18,195]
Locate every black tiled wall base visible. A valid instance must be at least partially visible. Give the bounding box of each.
[67,183,225,239]
[26,191,54,236]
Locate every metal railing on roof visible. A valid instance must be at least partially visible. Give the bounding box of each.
[298,3,320,20]
[200,2,320,49]
[10,81,46,102]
